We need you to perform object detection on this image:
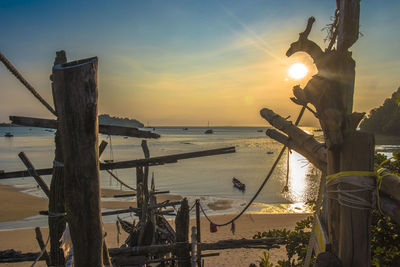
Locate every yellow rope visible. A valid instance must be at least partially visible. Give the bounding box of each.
[326,169,400,214]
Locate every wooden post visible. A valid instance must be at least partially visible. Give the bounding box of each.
[338,132,374,266]
[175,198,190,267]
[191,226,197,267]
[53,56,104,267]
[195,199,202,267]
[35,227,51,266]
[49,50,67,267]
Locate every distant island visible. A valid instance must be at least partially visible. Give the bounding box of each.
[98,114,144,128]
[360,87,400,135]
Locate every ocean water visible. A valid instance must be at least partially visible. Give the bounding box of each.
[1,126,396,229]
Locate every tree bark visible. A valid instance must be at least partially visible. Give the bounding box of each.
[53,57,104,267]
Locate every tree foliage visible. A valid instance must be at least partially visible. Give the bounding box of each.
[360,87,400,135]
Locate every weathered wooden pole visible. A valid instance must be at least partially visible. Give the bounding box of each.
[18,152,50,197]
[175,198,190,267]
[195,199,202,267]
[53,56,105,266]
[49,50,67,267]
[35,227,51,266]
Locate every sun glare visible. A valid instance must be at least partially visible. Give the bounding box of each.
[288,63,308,80]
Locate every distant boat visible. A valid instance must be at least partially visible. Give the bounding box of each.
[4,132,13,137]
[204,121,213,134]
[257,129,263,132]
[183,127,188,130]
[123,136,128,139]
[232,177,245,191]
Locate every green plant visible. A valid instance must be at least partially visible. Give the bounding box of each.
[258,252,274,267]
[253,216,313,266]
[371,151,400,266]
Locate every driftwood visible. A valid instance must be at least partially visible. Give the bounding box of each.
[35,227,50,266]
[0,250,45,263]
[199,238,284,251]
[53,57,105,267]
[0,146,236,179]
[260,108,326,171]
[9,115,160,139]
[18,152,50,197]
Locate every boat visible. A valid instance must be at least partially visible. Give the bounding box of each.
[4,132,13,137]
[204,121,213,134]
[232,177,245,191]
[257,129,263,132]
[267,151,273,155]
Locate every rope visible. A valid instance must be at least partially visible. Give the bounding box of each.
[326,172,376,210]
[282,149,290,193]
[30,235,50,267]
[198,106,306,227]
[0,52,57,116]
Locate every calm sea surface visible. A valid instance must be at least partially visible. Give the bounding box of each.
[0,126,398,229]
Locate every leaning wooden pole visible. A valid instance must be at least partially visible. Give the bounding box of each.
[53,56,104,266]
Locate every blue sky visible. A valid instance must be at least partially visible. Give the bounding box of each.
[1,0,399,125]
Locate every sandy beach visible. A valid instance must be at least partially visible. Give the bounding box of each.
[0,183,309,266]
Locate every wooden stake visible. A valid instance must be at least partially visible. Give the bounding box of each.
[195,199,202,267]
[175,198,190,267]
[53,56,103,267]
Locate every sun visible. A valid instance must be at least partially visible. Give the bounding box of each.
[288,63,308,80]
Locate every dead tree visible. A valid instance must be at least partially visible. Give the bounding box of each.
[261,1,374,265]
[53,57,107,266]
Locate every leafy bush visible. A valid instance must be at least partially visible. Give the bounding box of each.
[253,216,313,266]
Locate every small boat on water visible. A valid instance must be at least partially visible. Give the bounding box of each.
[257,129,263,132]
[204,121,213,134]
[183,127,188,130]
[267,151,273,155]
[232,177,245,191]
[4,132,13,137]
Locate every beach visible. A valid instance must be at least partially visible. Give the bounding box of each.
[0,182,310,266]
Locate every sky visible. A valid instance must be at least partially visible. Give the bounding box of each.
[1,0,399,126]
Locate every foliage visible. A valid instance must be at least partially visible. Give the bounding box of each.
[254,152,400,266]
[253,216,313,266]
[258,252,274,267]
[371,151,400,266]
[359,87,400,135]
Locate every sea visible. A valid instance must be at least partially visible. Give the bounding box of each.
[0,125,398,229]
